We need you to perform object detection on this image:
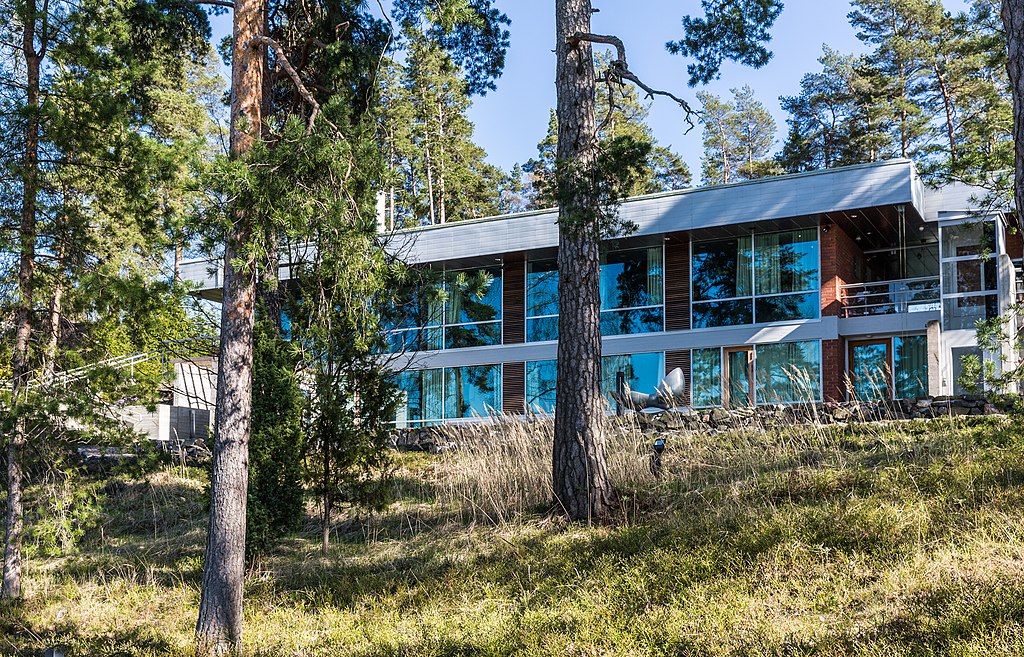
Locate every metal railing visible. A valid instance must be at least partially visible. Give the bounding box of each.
[841,276,941,318]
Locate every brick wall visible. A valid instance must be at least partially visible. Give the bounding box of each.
[1007,229,1024,260]
[665,232,691,331]
[820,222,862,317]
[821,338,846,402]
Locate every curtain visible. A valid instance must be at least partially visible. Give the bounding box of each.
[647,246,664,305]
[735,235,753,297]
[755,232,782,295]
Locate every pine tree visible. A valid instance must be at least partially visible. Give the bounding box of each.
[0,0,214,600]
[699,86,778,185]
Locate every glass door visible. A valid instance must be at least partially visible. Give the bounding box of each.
[849,339,891,400]
[723,347,754,408]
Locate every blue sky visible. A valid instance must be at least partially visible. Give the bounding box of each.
[210,0,971,176]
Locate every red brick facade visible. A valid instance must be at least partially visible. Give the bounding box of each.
[821,338,846,402]
[819,221,862,317]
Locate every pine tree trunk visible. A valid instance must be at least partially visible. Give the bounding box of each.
[3,4,42,601]
[552,0,616,524]
[425,141,436,225]
[933,64,957,165]
[195,0,264,650]
[438,102,447,224]
[43,271,64,382]
[1003,0,1024,216]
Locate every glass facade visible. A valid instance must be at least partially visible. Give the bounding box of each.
[692,229,819,328]
[393,364,501,426]
[386,267,502,352]
[848,335,929,401]
[526,246,664,342]
[525,352,664,413]
[691,341,822,407]
[941,220,1000,330]
[755,341,822,404]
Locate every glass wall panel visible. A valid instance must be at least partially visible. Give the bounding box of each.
[755,341,821,404]
[600,247,664,310]
[444,365,502,419]
[850,342,890,401]
[393,368,444,427]
[526,246,666,341]
[600,307,665,336]
[691,299,753,328]
[601,352,664,405]
[894,335,928,399]
[691,229,819,328]
[754,292,820,323]
[941,260,998,295]
[754,229,818,295]
[444,323,501,349]
[526,316,559,342]
[943,295,998,330]
[941,221,996,259]
[527,260,559,317]
[692,237,753,301]
[525,359,557,413]
[691,348,722,407]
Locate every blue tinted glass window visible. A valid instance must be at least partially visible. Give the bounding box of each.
[692,299,753,328]
[444,322,501,349]
[754,229,818,295]
[894,335,928,399]
[600,307,664,336]
[755,341,821,404]
[754,293,820,323]
[849,342,890,401]
[691,348,722,407]
[444,365,502,419]
[601,353,663,406]
[600,247,664,310]
[527,260,559,317]
[692,237,752,301]
[525,359,557,413]
[527,316,559,342]
[446,268,502,324]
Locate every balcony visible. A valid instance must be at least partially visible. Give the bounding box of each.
[841,277,940,318]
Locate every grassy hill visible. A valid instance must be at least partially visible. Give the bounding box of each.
[4,415,1024,656]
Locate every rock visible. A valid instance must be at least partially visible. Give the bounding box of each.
[710,408,731,423]
[916,398,932,409]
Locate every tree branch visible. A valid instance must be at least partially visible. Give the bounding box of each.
[249,35,335,135]
[570,31,698,132]
[196,0,234,8]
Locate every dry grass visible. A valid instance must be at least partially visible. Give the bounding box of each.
[5,414,1024,656]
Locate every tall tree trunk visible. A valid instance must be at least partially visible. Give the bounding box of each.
[933,64,957,165]
[42,269,64,382]
[1003,0,1024,217]
[552,0,616,523]
[388,138,396,231]
[424,140,436,225]
[321,426,330,556]
[437,102,447,224]
[3,2,42,601]
[195,0,265,650]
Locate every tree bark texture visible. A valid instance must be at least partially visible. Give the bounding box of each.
[551,0,617,523]
[195,0,264,651]
[3,3,42,601]
[1004,0,1024,217]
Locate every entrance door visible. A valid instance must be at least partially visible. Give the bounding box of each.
[723,346,754,408]
[848,339,891,400]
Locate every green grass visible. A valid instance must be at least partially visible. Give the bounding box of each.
[5,416,1024,656]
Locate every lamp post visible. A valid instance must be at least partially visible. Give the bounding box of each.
[651,437,666,477]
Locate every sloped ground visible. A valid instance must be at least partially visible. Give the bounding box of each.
[4,416,1024,656]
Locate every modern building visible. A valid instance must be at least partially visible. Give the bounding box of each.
[180,159,1021,425]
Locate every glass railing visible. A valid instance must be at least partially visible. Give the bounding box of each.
[841,276,941,318]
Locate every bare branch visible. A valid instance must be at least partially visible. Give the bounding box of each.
[196,0,235,8]
[571,31,698,132]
